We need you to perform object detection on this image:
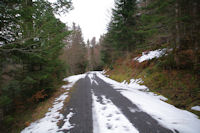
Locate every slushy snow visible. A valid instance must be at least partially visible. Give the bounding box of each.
[95,71,200,133]
[92,92,139,133]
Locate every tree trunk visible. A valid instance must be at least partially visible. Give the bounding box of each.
[174,1,181,69]
[175,1,180,50]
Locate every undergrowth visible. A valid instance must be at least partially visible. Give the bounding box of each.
[10,81,69,133]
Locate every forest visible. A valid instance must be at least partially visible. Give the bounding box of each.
[0,0,200,132]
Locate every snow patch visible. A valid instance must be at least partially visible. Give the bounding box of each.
[62,73,86,89]
[128,107,141,113]
[102,70,108,74]
[92,92,139,133]
[60,112,75,130]
[191,106,200,111]
[134,49,167,63]
[127,79,148,91]
[88,73,99,85]
[63,73,86,83]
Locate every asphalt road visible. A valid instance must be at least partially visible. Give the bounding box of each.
[59,73,176,133]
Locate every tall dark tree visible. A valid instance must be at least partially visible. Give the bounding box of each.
[109,0,137,51]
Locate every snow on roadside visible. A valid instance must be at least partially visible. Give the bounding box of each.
[121,79,168,101]
[61,74,85,90]
[21,74,86,133]
[96,71,200,133]
[126,79,148,91]
[134,48,167,63]
[92,92,139,133]
[21,92,68,133]
[191,106,200,111]
[63,73,86,86]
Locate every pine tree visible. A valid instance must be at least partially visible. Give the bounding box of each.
[100,0,137,66]
[109,0,137,51]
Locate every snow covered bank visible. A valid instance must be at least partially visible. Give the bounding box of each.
[121,79,168,101]
[134,48,167,63]
[21,93,68,133]
[92,92,139,133]
[96,71,200,133]
[121,78,148,91]
[21,74,86,133]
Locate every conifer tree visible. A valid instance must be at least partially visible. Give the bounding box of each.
[109,0,137,51]
[101,0,137,66]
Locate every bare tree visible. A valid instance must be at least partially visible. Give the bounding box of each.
[60,23,87,74]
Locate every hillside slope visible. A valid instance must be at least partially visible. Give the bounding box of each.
[106,49,200,117]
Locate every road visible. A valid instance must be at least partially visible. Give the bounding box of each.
[58,72,175,133]
[22,71,200,133]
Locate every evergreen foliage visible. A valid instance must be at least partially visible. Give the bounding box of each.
[108,0,137,51]
[100,0,137,66]
[0,0,72,130]
[101,0,200,72]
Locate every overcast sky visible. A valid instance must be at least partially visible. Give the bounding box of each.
[56,0,114,42]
